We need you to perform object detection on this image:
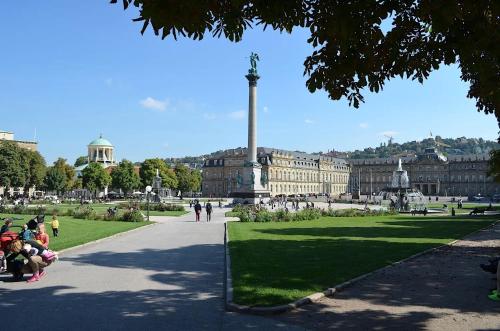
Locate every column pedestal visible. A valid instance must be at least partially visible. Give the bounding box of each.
[231,163,270,204]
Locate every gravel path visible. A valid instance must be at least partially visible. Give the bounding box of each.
[0,208,303,331]
[277,222,500,330]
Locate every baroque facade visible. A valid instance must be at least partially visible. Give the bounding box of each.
[202,147,350,197]
[349,147,498,197]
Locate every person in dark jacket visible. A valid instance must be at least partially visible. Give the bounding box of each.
[194,201,202,222]
[206,202,213,222]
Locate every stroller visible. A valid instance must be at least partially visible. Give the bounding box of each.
[0,229,19,273]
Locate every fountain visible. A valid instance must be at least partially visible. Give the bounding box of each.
[376,159,426,212]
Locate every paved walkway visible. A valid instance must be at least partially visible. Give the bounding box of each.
[277,223,500,330]
[0,208,303,331]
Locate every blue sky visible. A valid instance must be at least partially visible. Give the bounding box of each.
[0,1,497,165]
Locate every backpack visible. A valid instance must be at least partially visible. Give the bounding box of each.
[0,231,19,251]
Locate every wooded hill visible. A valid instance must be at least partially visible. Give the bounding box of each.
[342,137,498,159]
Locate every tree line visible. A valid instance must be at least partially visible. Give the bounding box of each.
[0,141,201,197]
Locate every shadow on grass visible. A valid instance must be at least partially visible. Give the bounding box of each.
[230,219,499,307]
[229,238,448,306]
[254,217,496,241]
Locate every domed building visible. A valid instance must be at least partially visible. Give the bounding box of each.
[87,135,115,164]
[75,135,116,177]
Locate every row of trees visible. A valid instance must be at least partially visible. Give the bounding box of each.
[0,141,201,197]
[81,158,201,197]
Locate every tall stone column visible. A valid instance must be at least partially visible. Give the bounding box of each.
[246,73,259,164]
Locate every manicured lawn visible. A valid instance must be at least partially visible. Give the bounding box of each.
[228,214,498,306]
[1,213,151,251]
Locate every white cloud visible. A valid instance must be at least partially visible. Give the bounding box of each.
[229,110,246,120]
[380,130,399,137]
[263,106,269,113]
[305,119,315,124]
[140,97,169,112]
[203,113,216,120]
[359,122,369,129]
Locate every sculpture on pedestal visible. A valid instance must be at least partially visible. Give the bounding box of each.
[230,52,270,203]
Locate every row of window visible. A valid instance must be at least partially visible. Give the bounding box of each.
[357,174,490,183]
[270,184,347,194]
[269,169,348,183]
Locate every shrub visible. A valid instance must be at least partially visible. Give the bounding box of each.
[46,208,60,216]
[233,207,321,222]
[254,209,274,222]
[118,202,184,212]
[274,209,287,221]
[121,210,144,222]
[72,206,97,220]
[237,209,253,222]
[320,208,396,217]
[152,203,185,212]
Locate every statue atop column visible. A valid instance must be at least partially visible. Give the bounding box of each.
[249,52,260,75]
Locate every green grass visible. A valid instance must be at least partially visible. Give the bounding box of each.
[1,213,151,251]
[427,202,500,209]
[228,214,498,307]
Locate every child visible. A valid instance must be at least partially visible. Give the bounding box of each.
[19,224,34,241]
[51,215,59,237]
[22,243,57,263]
[0,218,13,234]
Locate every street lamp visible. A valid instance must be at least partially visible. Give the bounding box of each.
[145,185,152,221]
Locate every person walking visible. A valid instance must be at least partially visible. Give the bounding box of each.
[206,201,213,222]
[50,215,59,237]
[194,200,202,222]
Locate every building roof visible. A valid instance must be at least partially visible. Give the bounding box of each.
[88,135,113,147]
[206,147,348,165]
[74,162,115,173]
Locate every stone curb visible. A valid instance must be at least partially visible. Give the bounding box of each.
[224,219,499,315]
[57,222,159,256]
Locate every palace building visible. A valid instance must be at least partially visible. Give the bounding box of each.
[349,147,498,197]
[203,145,499,198]
[0,130,37,151]
[202,147,350,197]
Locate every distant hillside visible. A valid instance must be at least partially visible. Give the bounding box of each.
[336,137,499,159]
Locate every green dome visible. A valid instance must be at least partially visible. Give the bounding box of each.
[89,135,113,147]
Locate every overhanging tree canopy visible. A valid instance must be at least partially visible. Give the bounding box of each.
[112,1,499,122]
